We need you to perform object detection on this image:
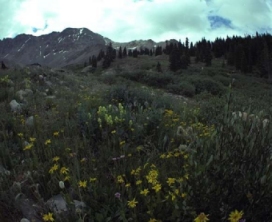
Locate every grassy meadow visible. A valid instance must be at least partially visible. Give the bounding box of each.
[0,55,272,222]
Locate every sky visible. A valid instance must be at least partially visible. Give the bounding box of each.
[0,0,271,43]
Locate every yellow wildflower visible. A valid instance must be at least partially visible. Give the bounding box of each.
[111,130,116,134]
[78,180,87,188]
[60,167,69,175]
[29,137,36,142]
[194,212,209,222]
[45,139,51,145]
[125,183,131,188]
[127,198,138,208]
[152,183,161,193]
[160,154,166,159]
[90,177,97,183]
[140,189,149,196]
[127,153,132,157]
[131,169,136,175]
[117,175,124,184]
[52,156,60,162]
[120,141,126,146]
[136,180,142,185]
[228,210,243,222]
[166,178,175,186]
[64,176,70,181]
[49,164,59,174]
[53,131,59,137]
[43,212,54,221]
[181,192,187,198]
[23,143,34,151]
[17,133,23,138]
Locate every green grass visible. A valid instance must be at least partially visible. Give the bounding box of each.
[0,55,272,222]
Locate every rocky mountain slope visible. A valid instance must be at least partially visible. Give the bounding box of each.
[0,28,106,67]
[0,27,177,68]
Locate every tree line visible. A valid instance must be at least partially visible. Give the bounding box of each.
[86,33,272,81]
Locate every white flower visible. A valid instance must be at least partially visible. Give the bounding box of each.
[59,181,65,189]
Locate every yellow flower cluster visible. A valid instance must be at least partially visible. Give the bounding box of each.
[97,103,128,128]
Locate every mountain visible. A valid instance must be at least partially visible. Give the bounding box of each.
[0,28,106,67]
[0,27,176,68]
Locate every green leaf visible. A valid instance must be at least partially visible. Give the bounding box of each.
[260,175,267,185]
[206,155,213,166]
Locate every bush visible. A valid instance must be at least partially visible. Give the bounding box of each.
[166,81,195,97]
[190,78,225,96]
[143,72,175,88]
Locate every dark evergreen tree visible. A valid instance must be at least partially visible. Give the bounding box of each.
[132,49,138,58]
[97,49,105,62]
[123,47,127,57]
[128,49,132,57]
[118,47,123,59]
[91,55,97,68]
[204,45,212,66]
[169,46,182,72]
[157,62,162,72]
[155,46,163,56]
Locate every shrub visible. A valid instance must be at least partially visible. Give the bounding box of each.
[166,81,195,97]
[190,78,225,96]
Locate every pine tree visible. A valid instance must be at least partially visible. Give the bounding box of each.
[118,47,123,59]
[204,46,212,66]
[157,62,162,72]
[91,55,97,68]
[169,46,182,72]
[132,49,138,58]
[123,47,127,57]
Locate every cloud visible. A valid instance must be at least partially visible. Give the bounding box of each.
[0,0,271,43]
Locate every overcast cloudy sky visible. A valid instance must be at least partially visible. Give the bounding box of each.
[0,0,271,43]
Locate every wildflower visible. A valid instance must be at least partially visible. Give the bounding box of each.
[228,210,243,222]
[115,192,121,199]
[140,189,149,196]
[117,175,124,184]
[17,133,23,138]
[64,176,70,181]
[166,178,175,186]
[59,181,65,189]
[128,153,132,157]
[131,169,136,175]
[23,143,34,151]
[53,131,59,137]
[127,198,138,208]
[45,139,51,145]
[194,212,209,222]
[184,173,189,180]
[49,164,59,174]
[181,192,187,198]
[152,183,161,193]
[160,154,166,159]
[136,180,142,185]
[78,180,87,188]
[136,146,143,151]
[52,156,60,162]
[125,183,131,188]
[43,212,54,221]
[60,167,69,175]
[119,141,126,146]
[29,137,36,142]
[80,158,87,163]
[90,177,97,183]
[111,130,116,134]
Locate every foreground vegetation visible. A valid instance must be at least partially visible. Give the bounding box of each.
[0,55,272,222]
